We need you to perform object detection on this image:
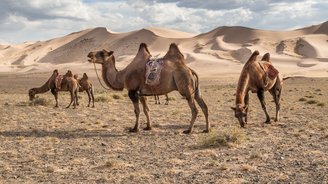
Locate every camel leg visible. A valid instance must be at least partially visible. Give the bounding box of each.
[75,90,79,106]
[183,96,198,134]
[51,88,59,108]
[154,96,157,104]
[244,92,249,123]
[165,94,169,105]
[195,93,210,133]
[270,85,282,122]
[128,90,140,132]
[257,89,270,124]
[86,90,91,107]
[66,91,74,108]
[140,96,152,130]
[73,90,77,109]
[91,88,95,108]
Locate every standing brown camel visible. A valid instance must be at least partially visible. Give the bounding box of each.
[231,51,283,127]
[88,43,209,134]
[154,94,169,105]
[28,69,79,108]
[74,73,95,107]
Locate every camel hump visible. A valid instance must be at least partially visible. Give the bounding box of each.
[261,53,270,62]
[246,50,260,64]
[82,73,88,79]
[164,43,184,60]
[66,70,73,77]
[138,43,150,54]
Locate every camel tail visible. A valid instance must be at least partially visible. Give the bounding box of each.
[189,68,200,97]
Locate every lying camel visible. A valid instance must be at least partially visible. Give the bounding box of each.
[28,69,79,108]
[74,73,95,107]
[231,51,283,127]
[88,43,209,134]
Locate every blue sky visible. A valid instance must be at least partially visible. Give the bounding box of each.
[0,0,327,44]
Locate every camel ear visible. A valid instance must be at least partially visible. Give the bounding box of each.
[231,107,236,111]
[261,53,270,62]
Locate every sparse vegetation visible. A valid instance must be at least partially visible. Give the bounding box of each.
[299,97,307,102]
[317,102,325,107]
[29,97,51,106]
[306,100,318,104]
[95,94,112,102]
[198,127,247,148]
[112,94,124,100]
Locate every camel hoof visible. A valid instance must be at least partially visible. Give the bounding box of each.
[92,106,95,108]
[65,106,70,109]
[265,120,271,124]
[143,126,152,131]
[202,129,210,133]
[129,128,139,133]
[183,129,192,134]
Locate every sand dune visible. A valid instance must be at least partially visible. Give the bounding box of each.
[0,21,327,77]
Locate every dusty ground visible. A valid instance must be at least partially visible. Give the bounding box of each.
[0,73,327,183]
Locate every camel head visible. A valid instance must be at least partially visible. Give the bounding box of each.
[87,49,114,65]
[231,104,248,127]
[28,88,36,101]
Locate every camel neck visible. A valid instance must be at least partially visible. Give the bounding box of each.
[34,77,52,94]
[235,71,249,105]
[102,61,124,91]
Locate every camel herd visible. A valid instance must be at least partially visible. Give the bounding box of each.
[29,43,283,134]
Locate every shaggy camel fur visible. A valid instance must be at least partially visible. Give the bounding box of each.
[28,69,79,108]
[74,73,95,107]
[154,94,169,105]
[232,51,283,127]
[88,43,209,134]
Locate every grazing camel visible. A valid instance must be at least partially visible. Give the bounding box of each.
[74,73,95,107]
[88,43,209,134]
[28,69,79,108]
[231,51,283,127]
[154,94,169,105]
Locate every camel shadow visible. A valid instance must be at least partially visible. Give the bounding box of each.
[0,129,126,139]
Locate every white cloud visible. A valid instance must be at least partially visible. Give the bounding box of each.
[0,0,326,43]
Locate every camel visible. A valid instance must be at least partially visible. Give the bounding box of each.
[88,43,209,134]
[231,51,283,127]
[74,73,95,107]
[154,94,169,105]
[28,69,79,108]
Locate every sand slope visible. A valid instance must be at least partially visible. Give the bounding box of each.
[0,21,327,77]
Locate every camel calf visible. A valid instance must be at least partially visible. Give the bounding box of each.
[74,73,95,107]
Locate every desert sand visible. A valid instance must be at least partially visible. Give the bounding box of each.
[0,22,328,183]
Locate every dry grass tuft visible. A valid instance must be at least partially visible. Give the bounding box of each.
[112,94,124,100]
[317,102,325,107]
[298,97,307,102]
[29,97,51,106]
[306,100,318,104]
[198,127,247,148]
[95,94,112,102]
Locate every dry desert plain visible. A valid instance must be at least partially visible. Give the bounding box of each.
[1,22,328,183]
[0,73,327,183]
